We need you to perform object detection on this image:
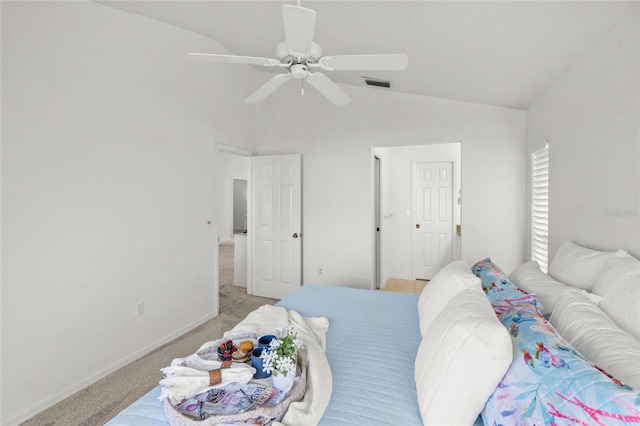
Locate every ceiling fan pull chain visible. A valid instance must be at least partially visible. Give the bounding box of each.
[301,79,305,96]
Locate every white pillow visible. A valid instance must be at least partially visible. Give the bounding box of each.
[548,241,615,291]
[415,286,513,425]
[417,260,480,336]
[509,261,568,316]
[509,261,601,316]
[550,289,640,390]
[592,250,640,342]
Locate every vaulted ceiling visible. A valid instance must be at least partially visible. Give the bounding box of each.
[98,1,634,110]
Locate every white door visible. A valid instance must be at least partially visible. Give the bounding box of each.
[412,161,454,279]
[250,154,302,299]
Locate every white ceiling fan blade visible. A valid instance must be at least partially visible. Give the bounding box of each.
[245,73,291,104]
[319,54,408,71]
[282,4,316,56]
[306,73,352,107]
[188,53,280,67]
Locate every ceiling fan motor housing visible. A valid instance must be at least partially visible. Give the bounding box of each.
[276,41,322,65]
[290,64,309,79]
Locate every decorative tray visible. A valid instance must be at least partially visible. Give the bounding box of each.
[164,332,307,425]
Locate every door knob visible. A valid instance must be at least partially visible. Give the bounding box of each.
[292,233,299,238]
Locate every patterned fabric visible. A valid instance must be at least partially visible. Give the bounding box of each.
[472,258,640,425]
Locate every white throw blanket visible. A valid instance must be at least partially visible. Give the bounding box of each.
[225,305,332,426]
[159,363,255,405]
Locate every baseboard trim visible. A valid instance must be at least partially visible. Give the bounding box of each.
[4,311,218,426]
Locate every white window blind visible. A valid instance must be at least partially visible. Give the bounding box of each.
[531,144,549,273]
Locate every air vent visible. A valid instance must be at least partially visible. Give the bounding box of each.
[362,76,391,88]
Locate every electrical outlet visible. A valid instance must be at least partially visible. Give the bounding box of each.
[318,268,323,275]
[136,302,145,317]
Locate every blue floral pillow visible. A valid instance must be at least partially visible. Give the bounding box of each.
[472,258,640,425]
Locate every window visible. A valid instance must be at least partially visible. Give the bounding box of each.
[531,143,549,272]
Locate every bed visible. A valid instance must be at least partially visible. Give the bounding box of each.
[106,241,640,425]
[106,286,426,425]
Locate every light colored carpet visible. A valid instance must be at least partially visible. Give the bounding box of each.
[382,278,429,294]
[21,239,277,426]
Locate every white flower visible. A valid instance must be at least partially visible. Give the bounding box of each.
[260,327,303,377]
[269,339,281,349]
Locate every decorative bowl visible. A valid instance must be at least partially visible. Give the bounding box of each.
[217,339,237,361]
[217,350,233,361]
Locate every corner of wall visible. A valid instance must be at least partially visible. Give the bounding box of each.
[526,8,640,259]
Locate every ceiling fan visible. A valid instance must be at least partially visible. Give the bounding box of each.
[189,2,408,107]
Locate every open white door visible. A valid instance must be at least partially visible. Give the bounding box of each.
[250,154,302,299]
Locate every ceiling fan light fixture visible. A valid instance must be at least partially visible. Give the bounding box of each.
[290,64,309,79]
[362,76,391,88]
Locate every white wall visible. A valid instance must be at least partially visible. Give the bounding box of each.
[255,77,526,288]
[527,8,640,259]
[376,143,461,283]
[0,2,256,424]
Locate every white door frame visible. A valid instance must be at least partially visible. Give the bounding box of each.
[374,155,382,289]
[215,143,255,303]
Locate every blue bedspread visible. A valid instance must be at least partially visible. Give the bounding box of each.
[106,386,166,426]
[277,285,423,425]
[106,285,424,425]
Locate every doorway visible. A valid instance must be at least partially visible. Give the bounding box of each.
[216,146,252,311]
[373,143,461,288]
[216,147,302,304]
